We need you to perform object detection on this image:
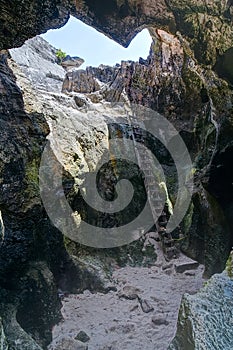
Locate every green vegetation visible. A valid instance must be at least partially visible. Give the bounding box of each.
[56,48,67,63]
[226,252,233,278]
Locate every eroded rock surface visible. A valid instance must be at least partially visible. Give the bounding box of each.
[169,273,233,350]
[0,1,233,349]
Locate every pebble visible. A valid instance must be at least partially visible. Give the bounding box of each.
[138,298,154,313]
[152,317,169,326]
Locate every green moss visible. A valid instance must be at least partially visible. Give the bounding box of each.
[24,158,40,196]
[226,252,233,278]
[182,66,203,93]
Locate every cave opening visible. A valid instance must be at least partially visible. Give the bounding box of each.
[40,15,152,69]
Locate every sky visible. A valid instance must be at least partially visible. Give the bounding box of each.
[41,16,152,68]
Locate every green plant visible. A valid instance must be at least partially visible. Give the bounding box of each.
[56,48,66,63]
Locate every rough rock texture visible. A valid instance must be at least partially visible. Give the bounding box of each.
[63,69,101,93]
[10,36,67,92]
[61,55,84,71]
[1,0,233,68]
[169,273,233,350]
[0,1,233,349]
[0,317,8,350]
[0,261,62,350]
[60,27,233,277]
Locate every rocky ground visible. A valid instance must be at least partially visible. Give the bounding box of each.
[49,242,205,350]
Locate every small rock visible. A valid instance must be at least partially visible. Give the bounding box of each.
[152,317,169,326]
[75,331,90,343]
[118,286,141,300]
[51,338,88,350]
[138,298,154,313]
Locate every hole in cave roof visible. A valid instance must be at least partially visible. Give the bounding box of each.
[41,16,152,69]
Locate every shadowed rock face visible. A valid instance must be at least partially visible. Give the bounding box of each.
[1,0,233,66]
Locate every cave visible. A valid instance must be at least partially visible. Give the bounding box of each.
[0,1,233,350]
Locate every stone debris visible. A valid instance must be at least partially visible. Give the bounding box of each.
[49,264,204,350]
[118,285,141,300]
[138,298,154,313]
[152,316,169,326]
[50,338,88,350]
[75,331,90,343]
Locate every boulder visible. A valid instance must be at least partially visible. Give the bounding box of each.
[169,273,233,350]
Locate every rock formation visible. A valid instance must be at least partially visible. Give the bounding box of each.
[0,0,232,349]
[169,272,233,350]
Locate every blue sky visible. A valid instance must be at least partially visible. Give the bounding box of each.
[41,16,152,68]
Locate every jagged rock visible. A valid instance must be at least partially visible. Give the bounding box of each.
[10,36,66,92]
[1,0,233,70]
[61,56,84,71]
[62,69,100,93]
[169,273,233,350]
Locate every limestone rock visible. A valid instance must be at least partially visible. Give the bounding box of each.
[10,36,66,92]
[169,273,233,350]
[61,55,84,71]
[62,69,101,93]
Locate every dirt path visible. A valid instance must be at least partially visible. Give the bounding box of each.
[49,248,205,350]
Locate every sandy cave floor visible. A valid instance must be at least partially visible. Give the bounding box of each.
[49,246,205,350]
